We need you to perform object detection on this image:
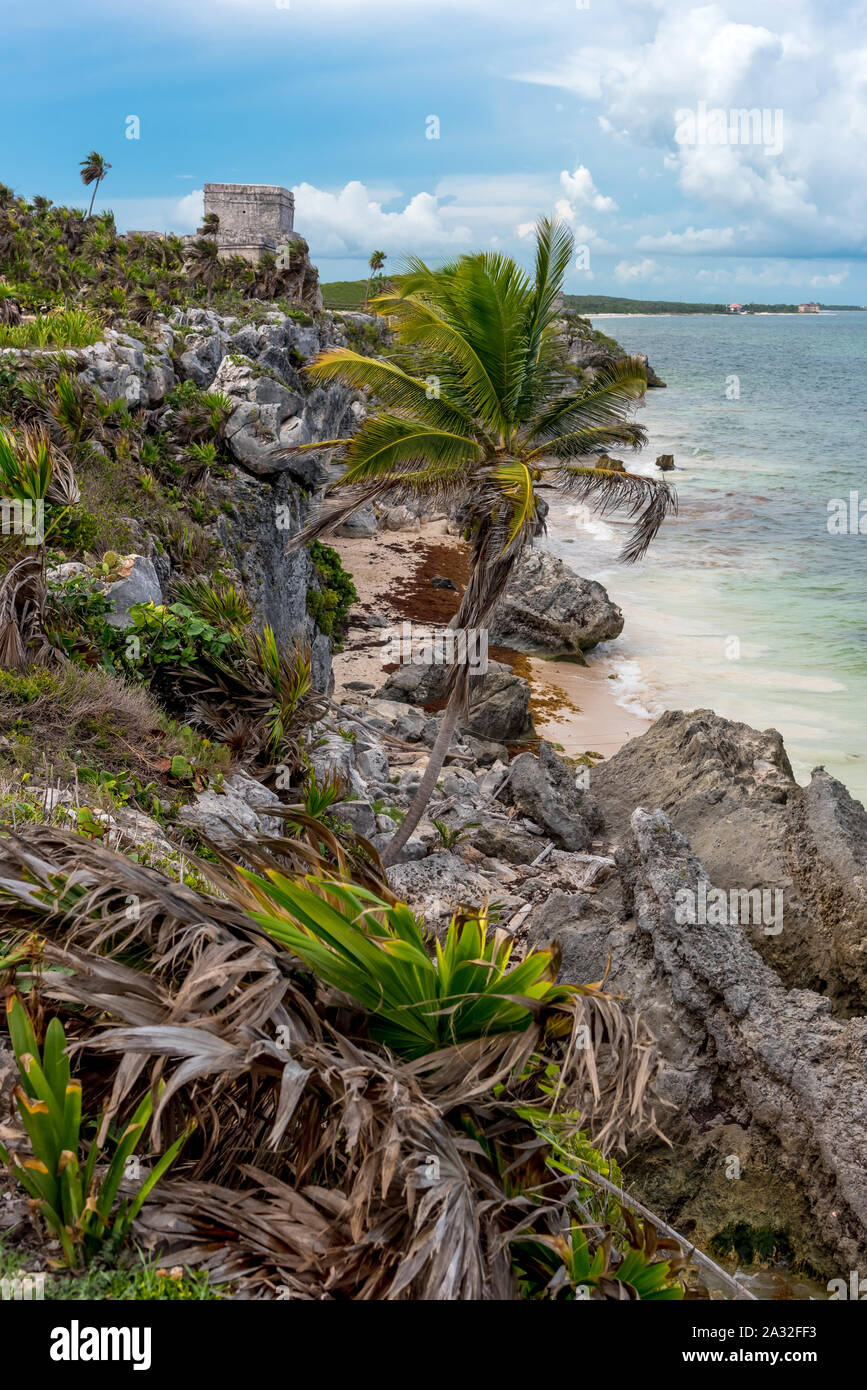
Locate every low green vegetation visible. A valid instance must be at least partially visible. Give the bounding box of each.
[0,308,104,349]
[306,539,357,641]
[562,293,864,315]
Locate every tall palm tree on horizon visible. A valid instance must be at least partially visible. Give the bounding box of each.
[79,151,112,219]
[365,249,387,306]
[286,219,677,864]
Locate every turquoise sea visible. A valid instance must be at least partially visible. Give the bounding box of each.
[544,312,867,802]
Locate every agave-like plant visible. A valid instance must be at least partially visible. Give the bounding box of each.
[0,822,685,1300]
[230,875,584,1059]
[0,994,193,1269]
[172,575,253,632]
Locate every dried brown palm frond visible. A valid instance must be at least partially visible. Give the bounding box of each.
[0,827,322,1162]
[0,552,55,669]
[204,807,394,906]
[0,824,669,1300]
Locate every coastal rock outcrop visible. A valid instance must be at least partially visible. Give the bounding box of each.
[558,311,666,388]
[508,741,604,850]
[589,709,867,1008]
[376,658,533,743]
[545,808,867,1276]
[491,548,624,657]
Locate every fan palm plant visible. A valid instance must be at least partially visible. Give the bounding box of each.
[285,219,676,863]
[187,238,222,305]
[78,151,112,219]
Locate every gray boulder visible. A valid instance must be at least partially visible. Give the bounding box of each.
[376,658,532,743]
[100,555,162,628]
[509,741,603,850]
[618,809,867,1275]
[491,547,624,657]
[590,708,867,1007]
[334,502,377,538]
[387,851,523,934]
[176,772,282,848]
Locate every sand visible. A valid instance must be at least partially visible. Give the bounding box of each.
[331,520,651,759]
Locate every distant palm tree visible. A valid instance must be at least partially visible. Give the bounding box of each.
[187,238,221,306]
[287,219,676,864]
[365,249,386,307]
[198,211,220,238]
[79,152,112,219]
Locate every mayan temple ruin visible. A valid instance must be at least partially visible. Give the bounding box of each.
[203,182,296,264]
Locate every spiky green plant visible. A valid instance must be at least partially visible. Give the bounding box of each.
[285,219,677,862]
[172,575,252,632]
[0,994,193,1268]
[512,1218,685,1300]
[230,878,574,1059]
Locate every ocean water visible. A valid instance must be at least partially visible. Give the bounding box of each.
[543,312,867,803]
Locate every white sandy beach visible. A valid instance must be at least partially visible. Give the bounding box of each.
[331,521,651,759]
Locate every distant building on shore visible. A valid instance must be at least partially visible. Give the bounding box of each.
[727,302,745,313]
[798,301,820,313]
[202,183,296,265]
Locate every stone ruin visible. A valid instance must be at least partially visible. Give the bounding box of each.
[203,183,296,265]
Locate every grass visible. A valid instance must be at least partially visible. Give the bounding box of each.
[0,664,230,792]
[0,308,104,349]
[320,278,389,310]
[0,1237,226,1300]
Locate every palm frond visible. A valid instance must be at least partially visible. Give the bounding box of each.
[549,465,677,563]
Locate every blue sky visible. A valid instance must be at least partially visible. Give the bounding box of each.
[3,0,866,302]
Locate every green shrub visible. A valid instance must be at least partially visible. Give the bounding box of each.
[306,540,357,639]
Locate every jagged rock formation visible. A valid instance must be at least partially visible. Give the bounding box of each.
[52,306,371,696]
[283,685,867,1274]
[559,311,666,387]
[590,709,867,1010]
[490,547,624,658]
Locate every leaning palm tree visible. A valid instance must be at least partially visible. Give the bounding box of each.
[79,151,112,219]
[365,249,387,306]
[285,219,676,864]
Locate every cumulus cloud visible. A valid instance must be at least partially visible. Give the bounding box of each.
[615,258,661,282]
[292,181,472,257]
[560,166,618,213]
[636,225,739,253]
[515,0,867,261]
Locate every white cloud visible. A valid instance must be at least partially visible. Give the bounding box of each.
[615,258,661,282]
[292,181,472,257]
[560,166,618,213]
[636,225,739,253]
[515,0,867,260]
[810,270,849,287]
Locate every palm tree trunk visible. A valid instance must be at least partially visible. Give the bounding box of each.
[381,687,462,866]
[87,180,99,219]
